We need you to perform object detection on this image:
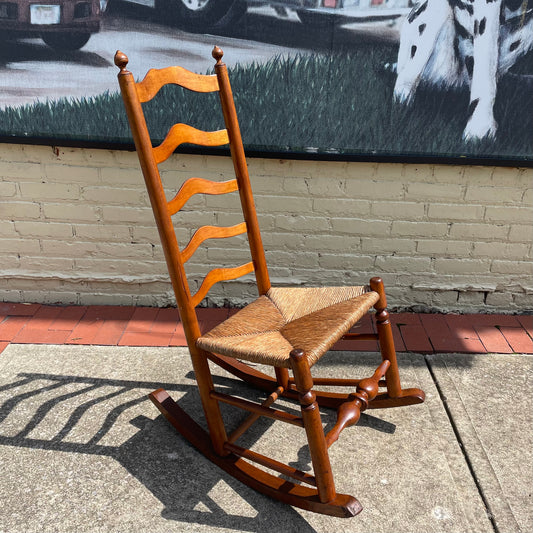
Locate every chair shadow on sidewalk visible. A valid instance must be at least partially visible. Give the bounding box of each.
[0,370,394,531]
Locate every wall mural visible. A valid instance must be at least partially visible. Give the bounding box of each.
[0,0,532,164]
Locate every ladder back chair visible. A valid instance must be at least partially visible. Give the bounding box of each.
[115,47,425,518]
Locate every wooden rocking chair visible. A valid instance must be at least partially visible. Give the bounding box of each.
[115,47,425,518]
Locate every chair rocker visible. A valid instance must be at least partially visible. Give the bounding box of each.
[115,47,425,518]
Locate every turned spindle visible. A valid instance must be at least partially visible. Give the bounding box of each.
[325,360,390,447]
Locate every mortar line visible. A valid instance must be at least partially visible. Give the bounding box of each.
[423,354,500,533]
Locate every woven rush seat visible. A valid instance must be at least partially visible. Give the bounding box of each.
[197,286,379,368]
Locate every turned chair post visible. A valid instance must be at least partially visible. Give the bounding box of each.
[370,277,402,398]
[290,349,336,504]
[213,47,270,296]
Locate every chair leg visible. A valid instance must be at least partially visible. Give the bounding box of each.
[369,277,425,407]
[189,346,229,456]
[369,277,402,398]
[290,348,336,504]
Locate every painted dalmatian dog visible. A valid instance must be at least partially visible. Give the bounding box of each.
[394,0,533,140]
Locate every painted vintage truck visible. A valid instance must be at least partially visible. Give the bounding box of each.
[0,0,106,49]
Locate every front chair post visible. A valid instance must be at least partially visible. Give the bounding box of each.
[290,349,336,504]
[370,277,402,398]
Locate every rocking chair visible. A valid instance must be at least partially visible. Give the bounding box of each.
[115,47,425,518]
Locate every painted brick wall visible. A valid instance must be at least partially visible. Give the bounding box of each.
[1,143,532,312]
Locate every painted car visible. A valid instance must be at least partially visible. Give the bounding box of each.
[125,0,413,32]
[0,0,106,49]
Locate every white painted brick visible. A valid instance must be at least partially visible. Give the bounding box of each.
[2,202,41,220]
[345,162,377,179]
[44,203,99,222]
[465,185,523,204]
[256,158,295,177]
[255,195,313,214]
[457,291,486,306]
[331,218,391,236]
[205,191,243,210]
[274,214,329,233]
[345,180,404,200]
[0,238,41,254]
[406,182,464,200]
[449,223,508,241]
[318,253,375,270]
[508,224,533,243]
[401,164,434,183]
[0,290,24,302]
[361,237,416,254]
[19,182,80,200]
[371,201,425,220]
[130,225,159,242]
[375,256,432,273]
[100,206,153,224]
[0,144,25,161]
[249,175,284,194]
[172,211,217,229]
[206,247,253,263]
[97,243,154,259]
[0,161,42,181]
[15,221,74,239]
[75,224,132,242]
[374,163,404,180]
[462,166,494,184]
[306,178,344,197]
[485,292,514,307]
[416,240,472,256]
[99,166,141,186]
[512,293,533,308]
[313,198,370,216]
[432,164,466,183]
[0,181,17,197]
[266,250,319,268]
[0,221,16,236]
[485,206,532,224]
[391,221,448,238]
[19,256,75,272]
[310,160,348,179]
[490,166,525,185]
[40,240,98,257]
[303,234,360,252]
[472,242,530,260]
[0,256,21,269]
[81,186,145,206]
[523,189,533,206]
[73,258,168,276]
[434,258,491,274]
[262,232,305,250]
[43,163,99,184]
[490,260,533,275]
[428,204,484,221]
[282,177,311,195]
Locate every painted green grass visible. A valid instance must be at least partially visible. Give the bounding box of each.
[1,44,531,160]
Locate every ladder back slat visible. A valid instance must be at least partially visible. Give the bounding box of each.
[182,222,247,263]
[191,262,254,308]
[153,124,229,164]
[167,177,238,216]
[136,66,219,102]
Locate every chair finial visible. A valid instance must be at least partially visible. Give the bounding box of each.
[212,46,224,64]
[114,50,129,71]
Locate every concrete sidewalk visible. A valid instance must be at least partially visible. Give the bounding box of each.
[0,344,531,533]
